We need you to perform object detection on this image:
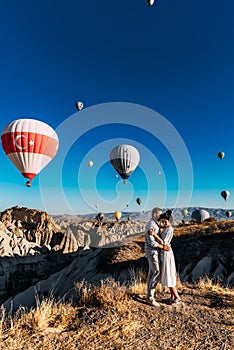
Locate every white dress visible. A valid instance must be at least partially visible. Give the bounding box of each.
[160,225,177,287]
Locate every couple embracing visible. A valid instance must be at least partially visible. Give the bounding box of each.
[145,207,181,307]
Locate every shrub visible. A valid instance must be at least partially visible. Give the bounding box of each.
[75,278,127,308]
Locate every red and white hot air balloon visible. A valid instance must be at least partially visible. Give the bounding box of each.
[1,119,59,186]
[225,211,232,218]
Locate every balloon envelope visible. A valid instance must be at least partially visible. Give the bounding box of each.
[1,119,59,182]
[110,145,140,180]
[114,211,122,220]
[75,101,84,111]
[221,190,230,201]
[225,211,232,218]
[96,212,104,220]
[217,152,225,159]
[146,0,155,6]
[136,197,142,205]
[88,161,93,167]
[181,209,188,217]
[191,209,210,223]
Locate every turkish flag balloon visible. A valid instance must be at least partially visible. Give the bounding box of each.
[1,119,59,182]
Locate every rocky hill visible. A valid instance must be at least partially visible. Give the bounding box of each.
[0,206,145,306]
[0,206,79,256]
[0,206,233,315]
[0,206,146,258]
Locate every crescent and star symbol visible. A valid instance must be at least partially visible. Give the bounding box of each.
[14,135,35,150]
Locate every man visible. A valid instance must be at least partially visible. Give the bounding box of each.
[145,207,171,306]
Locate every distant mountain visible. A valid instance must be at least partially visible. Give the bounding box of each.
[52,207,234,224]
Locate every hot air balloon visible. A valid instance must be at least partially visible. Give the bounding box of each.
[96,212,104,223]
[221,190,230,201]
[114,211,122,222]
[88,161,93,167]
[146,0,155,6]
[75,101,84,111]
[181,209,188,217]
[1,119,59,186]
[217,152,225,160]
[136,197,142,206]
[225,211,232,218]
[157,171,162,175]
[110,145,140,184]
[191,209,210,223]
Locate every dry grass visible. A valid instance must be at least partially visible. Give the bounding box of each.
[127,267,147,295]
[0,274,233,350]
[195,276,234,295]
[174,219,234,237]
[75,278,128,308]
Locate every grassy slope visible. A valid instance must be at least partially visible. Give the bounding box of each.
[0,280,233,349]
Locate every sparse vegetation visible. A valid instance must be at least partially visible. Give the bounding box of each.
[0,275,233,349]
[204,216,217,222]
[174,219,234,237]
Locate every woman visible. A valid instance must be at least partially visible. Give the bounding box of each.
[159,211,181,304]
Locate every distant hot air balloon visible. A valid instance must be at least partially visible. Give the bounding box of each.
[110,145,140,184]
[191,209,210,223]
[221,190,230,201]
[225,211,232,218]
[88,161,93,167]
[146,0,155,6]
[217,152,225,160]
[75,101,84,111]
[136,197,142,206]
[157,171,162,175]
[1,119,59,186]
[114,211,122,222]
[181,209,188,217]
[96,212,104,223]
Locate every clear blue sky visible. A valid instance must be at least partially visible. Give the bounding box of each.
[0,0,234,214]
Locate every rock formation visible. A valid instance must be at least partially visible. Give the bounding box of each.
[0,206,146,306]
[172,223,234,286]
[0,206,79,256]
[2,243,146,314]
[0,207,233,314]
